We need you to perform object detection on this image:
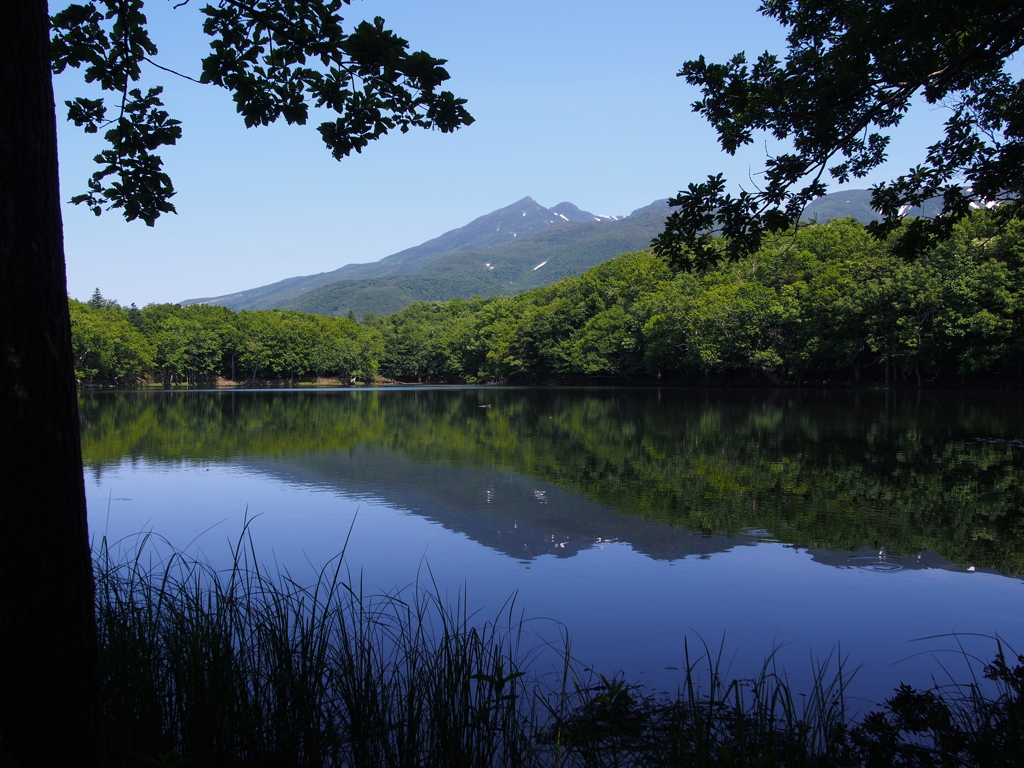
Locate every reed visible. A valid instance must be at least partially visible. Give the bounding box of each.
[94,533,1023,767]
[95,532,543,767]
[539,637,853,767]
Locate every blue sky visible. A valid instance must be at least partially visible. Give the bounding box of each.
[54,0,948,306]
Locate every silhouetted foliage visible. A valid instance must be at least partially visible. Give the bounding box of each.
[654,0,1024,267]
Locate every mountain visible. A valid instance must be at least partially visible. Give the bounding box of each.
[285,205,669,318]
[802,189,944,223]
[182,188,944,318]
[183,197,620,311]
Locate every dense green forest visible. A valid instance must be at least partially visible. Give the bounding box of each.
[72,212,1023,387]
[69,297,383,385]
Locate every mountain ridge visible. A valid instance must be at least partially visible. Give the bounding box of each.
[285,206,671,318]
[184,197,657,312]
[183,189,923,316]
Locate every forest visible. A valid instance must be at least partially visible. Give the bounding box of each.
[71,211,1024,388]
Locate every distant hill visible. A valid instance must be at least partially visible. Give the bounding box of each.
[183,197,624,311]
[184,198,665,316]
[802,189,944,223]
[286,205,670,317]
[183,188,947,318]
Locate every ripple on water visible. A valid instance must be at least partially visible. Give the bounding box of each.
[847,554,907,573]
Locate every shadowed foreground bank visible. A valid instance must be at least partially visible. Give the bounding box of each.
[95,536,1023,767]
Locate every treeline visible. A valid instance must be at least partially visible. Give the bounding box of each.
[72,211,1024,386]
[375,212,1024,386]
[70,297,382,385]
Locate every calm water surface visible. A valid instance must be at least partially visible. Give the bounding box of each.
[80,387,1024,705]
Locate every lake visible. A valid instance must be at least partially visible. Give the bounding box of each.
[80,386,1024,707]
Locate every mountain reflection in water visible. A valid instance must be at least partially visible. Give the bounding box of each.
[238,449,763,564]
[235,448,997,579]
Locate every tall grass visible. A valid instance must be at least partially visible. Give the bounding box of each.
[539,637,854,768]
[95,532,544,767]
[94,533,1024,767]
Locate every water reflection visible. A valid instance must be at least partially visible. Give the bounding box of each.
[79,387,1024,703]
[80,386,1024,574]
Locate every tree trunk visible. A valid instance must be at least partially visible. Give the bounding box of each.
[0,1,105,765]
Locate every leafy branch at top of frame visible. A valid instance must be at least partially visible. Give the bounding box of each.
[654,0,1024,271]
[49,0,473,226]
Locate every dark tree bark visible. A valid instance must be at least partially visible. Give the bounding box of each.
[0,1,105,765]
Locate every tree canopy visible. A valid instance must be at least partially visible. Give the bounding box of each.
[50,0,473,225]
[654,0,1024,269]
